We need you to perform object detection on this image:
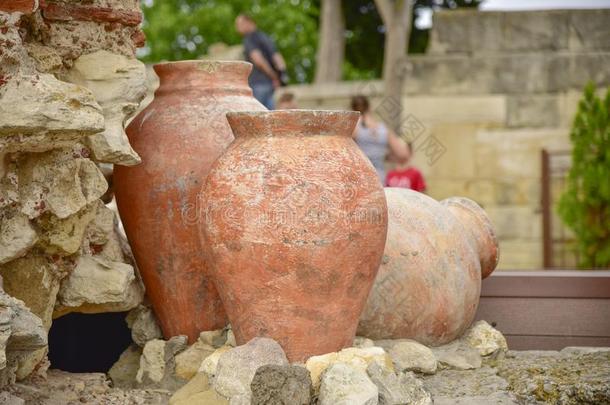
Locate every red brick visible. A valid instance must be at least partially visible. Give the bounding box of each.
[42,2,142,26]
[0,0,38,14]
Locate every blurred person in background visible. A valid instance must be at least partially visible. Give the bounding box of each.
[276,92,298,109]
[385,142,426,192]
[235,13,288,109]
[350,95,409,184]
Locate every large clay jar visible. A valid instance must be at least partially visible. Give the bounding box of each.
[200,110,388,362]
[358,188,499,345]
[113,61,265,342]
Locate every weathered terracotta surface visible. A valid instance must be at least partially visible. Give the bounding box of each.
[358,188,499,345]
[201,110,388,362]
[113,61,265,342]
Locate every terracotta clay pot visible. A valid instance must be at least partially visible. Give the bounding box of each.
[358,188,499,345]
[200,110,388,361]
[114,61,265,342]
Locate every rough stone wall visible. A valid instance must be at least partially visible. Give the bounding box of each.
[282,9,610,270]
[0,0,147,385]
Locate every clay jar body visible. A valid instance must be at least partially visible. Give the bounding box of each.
[358,188,499,345]
[114,61,265,342]
[201,110,388,362]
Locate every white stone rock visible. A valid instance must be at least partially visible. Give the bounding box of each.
[0,74,104,153]
[137,339,166,384]
[169,373,213,405]
[431,340,482,370]
[367,362,432,405]
[136,336,188,390]
[174,340,216,381]
[0,391,25,405]
[463,321,508,356]
[199,345,232,379]
[56,255,140,312]
[36,203,97,255]
[0,212,37,264]
[306,346,394,390]
[388,340,437,374]
[225,328,236,347]
[64,50,147,166]
[353,336,375,348]
[108,344,142,389]
[319,363,378,405]
[0,286,47,387]
[17,149,107,219]
[126,305,163,347]
[0,307,11,369]
[213,337,288,402]
[198,329,228,348]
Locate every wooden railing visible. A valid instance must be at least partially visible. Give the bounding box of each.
[475,270,610,350]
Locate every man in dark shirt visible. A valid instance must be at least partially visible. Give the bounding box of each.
[235,14,287,109]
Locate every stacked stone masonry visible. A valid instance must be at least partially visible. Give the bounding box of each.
[283,9,610,270]
[0,0,147,386]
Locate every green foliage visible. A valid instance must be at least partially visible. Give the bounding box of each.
[557,83,610,268]
[140,0,480,83]
[140,0,318,83]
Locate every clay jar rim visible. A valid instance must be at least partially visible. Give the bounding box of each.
[152,60,253,95]
[153,59,252,77]
[226,109,360,138]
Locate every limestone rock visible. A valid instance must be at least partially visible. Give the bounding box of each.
[213,337,289,402]
[0,392,25,405]
[226,328,236,347]
[431,340,482,370]
[367,362,432,405]
[172,388,229,405]
[199,345,232,379]
[0,73,104,153]
[17,148,107,219]
[55,255,143,316]
[496,350,610,405]
[353,336,375,348]
[174,340,216,381]
[199,329,228,348]
[422,366,511,399]
[463,320,508,356]
[388,340,437,374]
[0,286,47,388]
[83,202,116,246]
[0,253,61,380]
[306,346,394,389]
[319,363,378,405]
[126,305,163,347]
[169,373,214,405]
[250,364,312,405]
[63,50,147,166]
[0,307,10,369]
[108,344,142,389]
[433,392,520,405]
[137,339,166,384]
[136,336,188,391]
[0,254,66,330]
[0,211,37,264]
[35,203,97,255]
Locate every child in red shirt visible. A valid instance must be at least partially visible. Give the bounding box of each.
[385,143,426,192]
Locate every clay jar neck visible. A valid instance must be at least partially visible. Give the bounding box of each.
[153,60,253,97]
[226,110,360,138]
[442,197,499,279]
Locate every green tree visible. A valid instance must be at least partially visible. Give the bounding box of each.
[140,0,318,83]
[558,83,610,268]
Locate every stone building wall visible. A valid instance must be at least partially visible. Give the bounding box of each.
[283,9,610,270]
[0,0,147,385]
